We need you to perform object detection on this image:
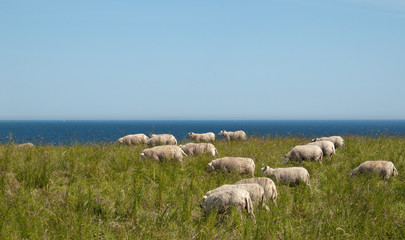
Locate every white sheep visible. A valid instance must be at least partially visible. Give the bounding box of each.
[179,143,218,157]
[261,166,311,188]
[207,157,255,176]
[201,188,256,222]
[140,145,186,163]
[235,177,278,206]
[307,140,335,160]
[218,130,247,141]
[16,143,34,148]
[311,136,344,148]
[203,183,267,209]
[187,132,215,142]
[350,160,398,180]
[282,145,323,165]
[118,134,149,145]
[147,134,177,147]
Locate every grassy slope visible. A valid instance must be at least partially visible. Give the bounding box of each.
[0,137,404,239]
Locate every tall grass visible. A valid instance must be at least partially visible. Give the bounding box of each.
[0,137,404,239]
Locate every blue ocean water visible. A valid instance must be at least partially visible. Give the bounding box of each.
[0,120,404,145]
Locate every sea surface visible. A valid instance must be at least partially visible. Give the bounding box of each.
[0,120,404,145]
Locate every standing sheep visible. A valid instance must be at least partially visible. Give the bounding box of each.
[235,177,278,206]
[201,188,256,222]
[261,166,311,188]
[307,140,335,160]
[350,160,398,180]
[16,143,34,148]
[203,183,266,209]
[282,145,323,165]
[207,157,255,176]
[118,134,149,145]
[179,143,218,157]
[147,134,177,147]
[140,145,186,163]
[218,130,247,141]
[187,132,215,142]
[311,136,344,148]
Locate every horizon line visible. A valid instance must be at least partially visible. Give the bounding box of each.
[1,119,405,121]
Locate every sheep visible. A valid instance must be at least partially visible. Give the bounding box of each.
[203,183,266,208]
[307,140,335,160]
[201,188,256,222]
[179,143,218,157]
[282,145,323,165]
[147,134,177,147]
[207,157,255,176]
[16,143,34,148]
[187,132,215,142]
[140,145,186,163]
[235,177,278,206]
[261,166,311,188]
[350,160,398,180]
[311,136,344,148]
[118,134,148,145]
[218,130,247,141]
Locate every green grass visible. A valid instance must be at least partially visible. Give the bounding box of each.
[0,136,404,239]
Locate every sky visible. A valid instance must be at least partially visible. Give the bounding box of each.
[1,0,404,120]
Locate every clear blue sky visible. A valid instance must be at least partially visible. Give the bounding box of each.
[1,0,404,120]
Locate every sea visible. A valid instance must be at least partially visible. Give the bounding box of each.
[0,120,405,145]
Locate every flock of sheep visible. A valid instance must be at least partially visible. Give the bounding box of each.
[118,130,399,222]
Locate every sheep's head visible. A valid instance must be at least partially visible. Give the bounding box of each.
[202,195,208,203]
[261,166,274,175]
[207,162,214,172]
[282,155,289,164]
[311,138,319,142]
[149,134,156,138]
[218,130,226,136]
[187,132,194,138]
[139,152,146,161]
[118,138,124,144]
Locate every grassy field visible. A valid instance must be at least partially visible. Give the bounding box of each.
[0,137,404,239]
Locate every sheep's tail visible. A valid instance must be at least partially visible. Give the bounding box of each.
[393,166,398,176]
[273,189,278,207]
[306,172,311,189]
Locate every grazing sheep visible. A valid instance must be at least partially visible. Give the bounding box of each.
[118,134,148,145]
[218,130,247,141]
[311,136,344,148]
[350,160,398,180]
[147,134,177,147]
[307,140,335,160]
[16,143,34,148]
[187,132,215,142]
[207,157,255,176]
[235,177,278,206]
[201,188,256,222]
[261,166,311,188]
[282,145,323,164]
[140,145,186,163]
[179,143,218,157]
[203,183,266,207]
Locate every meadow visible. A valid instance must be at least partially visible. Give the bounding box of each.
[0,136,404,239]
